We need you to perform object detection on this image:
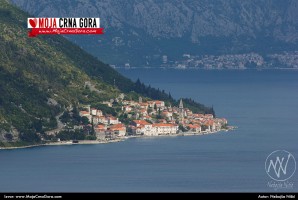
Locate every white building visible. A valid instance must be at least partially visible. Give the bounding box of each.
[98,116,108,125]
[90,109,103,117]
[108,116,119,125]
[132,120,156,136]
[162,55,168,64]
[162,111,173,120]
[123,106,132,113]
[91,108,97,116]
[95,125,106,140]
[110,124,126,137]
[187,124,202,133]
[155,101,165,108]
[152,123,178,135]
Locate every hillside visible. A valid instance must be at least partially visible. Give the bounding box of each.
[0,0,214,147]
[10,0,298,67]
[0,0,123,146]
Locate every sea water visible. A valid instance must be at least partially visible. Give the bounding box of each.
[1,69,297,192]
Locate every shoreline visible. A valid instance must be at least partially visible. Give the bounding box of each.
[0,139,124,150]
[0,127,236,150]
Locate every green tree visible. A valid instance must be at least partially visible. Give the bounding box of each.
[147,108,153,114]
[81,116,89,125]
[4,133,13,141]
[60,111,71,123]
[179,125,187,132]
[20,131,41,143]
[33,119,43,132]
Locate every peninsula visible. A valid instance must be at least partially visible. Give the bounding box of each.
[1,96,231,150]
[0,0,231,149]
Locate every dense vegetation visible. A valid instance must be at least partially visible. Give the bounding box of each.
[0,0,118,145]
[134,79,215,115]
[0,0,214,146]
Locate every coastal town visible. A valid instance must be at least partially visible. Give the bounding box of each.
[58,94,229,142]
[114,51,298,70]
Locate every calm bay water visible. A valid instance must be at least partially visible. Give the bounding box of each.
[1,69,297,192]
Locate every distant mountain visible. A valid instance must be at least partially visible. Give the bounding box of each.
[0,0,213,146]
[10,0,298,67]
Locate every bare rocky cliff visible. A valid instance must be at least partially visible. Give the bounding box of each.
[10,0,298,66]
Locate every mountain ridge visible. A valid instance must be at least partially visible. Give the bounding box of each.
[10,0,298,67]
[0,0,214,146]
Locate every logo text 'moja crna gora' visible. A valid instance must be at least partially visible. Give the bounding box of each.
[27,18,104,37]
[27,18,100,29]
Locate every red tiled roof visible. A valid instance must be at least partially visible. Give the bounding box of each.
[204,120,214,126]
[152,123,177,127]
[96,125,105,129]
[133,120,151,125]
[188,124,201,129]
[110,124,126,131]
[80,111,89,115]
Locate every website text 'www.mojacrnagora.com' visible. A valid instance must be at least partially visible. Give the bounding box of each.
[3,195,62,199]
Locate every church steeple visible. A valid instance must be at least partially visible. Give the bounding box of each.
[179,99,184,118]
[179,99,184,109]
